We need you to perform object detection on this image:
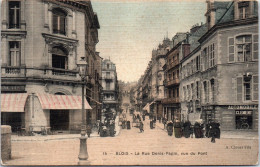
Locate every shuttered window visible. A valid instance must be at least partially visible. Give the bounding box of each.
[253,34,258,60]
[237,77,243,101]
[228,37,235,62]
[252,75,258,101]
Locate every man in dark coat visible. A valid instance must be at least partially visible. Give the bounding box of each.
[194,122,203,138]
[150,120,154,129]
[183,121,192,138]
[209,121,219,143]
[142,114,145,121]
[174,119,182,138]
[139,121,144,132]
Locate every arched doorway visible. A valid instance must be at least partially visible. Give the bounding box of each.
[50,92,69,131]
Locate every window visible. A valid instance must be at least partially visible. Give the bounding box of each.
[107,64,109,69]
[196,56,200,71]
[172,72,175,79]
[168,89,171,98]
[191,83,194,99]
[53,8,67,35]
[183,87,186,101]
[106,82,110,90]
[106,72,110,78]
[52,46,68,69]
[209,44,215,67]
[236,35,252,62]
[172,88,175,98]
[203,81,208,103]
[196,81,199,99]
[238,1,250,19]
[210,79,215,102]
[177,87,179,98]
[244,76,251,101]
[237,75,258,102]
[9,41,20,66]
[9,1,20,29]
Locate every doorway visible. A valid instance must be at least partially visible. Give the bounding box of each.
[1,112,24,132]
[50,110,69,131]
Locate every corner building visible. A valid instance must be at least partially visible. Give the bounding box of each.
[199,0,258,130]
[1,0,101,133]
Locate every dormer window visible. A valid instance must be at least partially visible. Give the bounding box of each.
[53,8,67,35]
[238,1,250,19]
[9,1,20,29]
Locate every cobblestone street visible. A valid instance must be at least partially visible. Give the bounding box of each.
[4,115,258,166]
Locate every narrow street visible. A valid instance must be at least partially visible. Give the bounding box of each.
[5,114,258,166]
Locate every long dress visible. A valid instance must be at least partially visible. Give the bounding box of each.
[174,122,182,138]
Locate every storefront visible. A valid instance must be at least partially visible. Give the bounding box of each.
[201,105,215,124]
[202,105,258,131]
[1,93,28,132]
[1,93,92,133]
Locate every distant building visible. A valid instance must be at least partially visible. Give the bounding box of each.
[101,59,119,117]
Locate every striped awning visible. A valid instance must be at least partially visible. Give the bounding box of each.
[37,93,92,110]
[1,93,28,112]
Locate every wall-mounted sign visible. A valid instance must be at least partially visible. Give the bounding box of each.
[235,110,253,115]
[1,85,25,92]
[228,105,258,110]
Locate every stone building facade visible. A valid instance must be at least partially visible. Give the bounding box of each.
[1,0,101,133]
[180,0,258,130]
[101,59,119,117]
[162,34,190,122]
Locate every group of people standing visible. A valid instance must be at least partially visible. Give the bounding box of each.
[165,119,221,143]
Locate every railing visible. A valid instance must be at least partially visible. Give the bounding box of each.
[50,68,77,77]
[167,78,180,86]
[104,76,113,80]
[5,66,21,74]
[1,66,26,77]
[1,66,81,81]
[162,98,180,104]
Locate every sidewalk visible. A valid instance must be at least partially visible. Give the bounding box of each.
[154,121,258,140]
[12,116,121,142]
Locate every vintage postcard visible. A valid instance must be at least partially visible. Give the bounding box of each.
[1,0,259,166]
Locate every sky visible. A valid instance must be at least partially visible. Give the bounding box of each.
[91,0,206,82]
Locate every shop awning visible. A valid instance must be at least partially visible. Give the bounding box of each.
[143,103,150,113]
[142,101,155,113]
[37,93,92,110]
[1,93,28,112]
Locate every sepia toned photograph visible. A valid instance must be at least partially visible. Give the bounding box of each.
[0,0,259,166]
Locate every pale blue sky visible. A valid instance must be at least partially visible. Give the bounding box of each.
[92,1,206,82]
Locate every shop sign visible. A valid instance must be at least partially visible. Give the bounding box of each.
[228,105,258,110]
[1,85,25,92]
[235,110,253,115]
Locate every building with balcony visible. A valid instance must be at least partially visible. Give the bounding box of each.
[162,33,190,121]
[1,0,101,133]
[101,59,119,117]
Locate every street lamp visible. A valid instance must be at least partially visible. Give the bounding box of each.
[77,57,89,165]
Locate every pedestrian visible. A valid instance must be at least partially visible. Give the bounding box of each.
[150,120,154,129]
[142,114,145,121]
[163,117,167,129]
[174,119,182,138]
[167,121,174,136]
[139,121,144,132]
[209,121,218,143]
[183,121,192,138]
